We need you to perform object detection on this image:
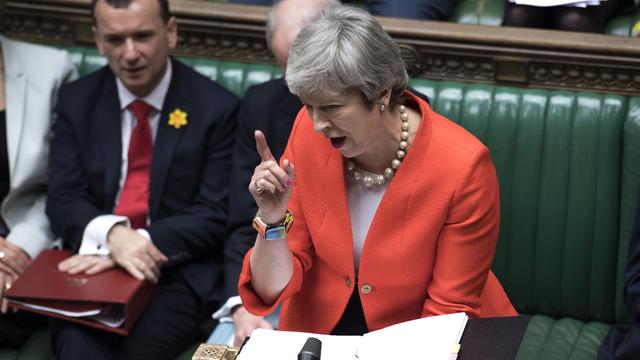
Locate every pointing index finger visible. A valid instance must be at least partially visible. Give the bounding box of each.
[255,130,276,162]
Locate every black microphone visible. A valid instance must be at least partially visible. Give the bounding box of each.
[298,337,322,360]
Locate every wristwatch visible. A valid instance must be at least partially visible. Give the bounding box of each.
[252,209,294,240]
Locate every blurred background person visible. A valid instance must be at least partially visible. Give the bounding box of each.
[598,192,640,360]
[213,0,337,346]
[239,5,516,335]
[0,0,77,347]
[502,0,637,33]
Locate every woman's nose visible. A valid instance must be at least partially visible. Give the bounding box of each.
[312,116,332,134]
[309,109,332,133]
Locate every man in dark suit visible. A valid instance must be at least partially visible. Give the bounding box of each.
[214,0,311,346]
[599,193,640,360]
[46,0,238,358]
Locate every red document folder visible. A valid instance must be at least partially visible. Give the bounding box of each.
[5,249,155,335]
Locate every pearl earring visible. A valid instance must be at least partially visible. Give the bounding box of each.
[379,103,386,112]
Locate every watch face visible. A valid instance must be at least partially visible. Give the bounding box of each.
[265,226,287,240]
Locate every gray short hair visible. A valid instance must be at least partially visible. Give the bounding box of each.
[265,0,340,53]
[285,5,408,108]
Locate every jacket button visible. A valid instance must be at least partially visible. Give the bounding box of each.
[360,284,372,294]
[346,277,352,288]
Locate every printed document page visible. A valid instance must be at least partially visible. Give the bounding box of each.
[236,312,467,360]
[357,312,468,360]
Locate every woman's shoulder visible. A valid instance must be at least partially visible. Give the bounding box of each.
[409,93,487,158]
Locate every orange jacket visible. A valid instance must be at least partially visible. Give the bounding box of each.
[239,92,517,333]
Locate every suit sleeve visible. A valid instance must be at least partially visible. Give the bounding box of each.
[624,193,640,318]
[7,50,78,258]
[147,98,239,265]
[223,91,261,299]
[238,111,315,315]
[422,145,501,319]
[46,85,108,252]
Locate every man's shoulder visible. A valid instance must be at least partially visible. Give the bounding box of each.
[2,37,74,79]
[3,37,68,63]
[171,59,238,103]
[57,66,113,112]
[241,78,298,117]
[244,78,288,101]
[60,66,111,94]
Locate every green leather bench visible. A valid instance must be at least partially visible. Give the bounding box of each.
[409,81,640,359]
[2,46,639,359]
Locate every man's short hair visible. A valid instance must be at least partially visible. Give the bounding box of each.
[91,0,170,24]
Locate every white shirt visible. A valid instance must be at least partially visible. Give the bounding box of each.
[346,177,387,273]
[78,60,173,256]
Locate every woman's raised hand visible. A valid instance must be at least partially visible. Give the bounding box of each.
[249,130,294,224]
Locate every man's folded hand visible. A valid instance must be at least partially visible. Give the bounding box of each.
[58,254,115,275]
[0,237,30,277]
[107,225,168,283]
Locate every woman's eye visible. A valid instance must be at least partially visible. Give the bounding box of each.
[323,105,340,112]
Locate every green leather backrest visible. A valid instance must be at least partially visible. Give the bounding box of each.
[65,46,640,324]
[450,0,506,26]
[411,79,640,324]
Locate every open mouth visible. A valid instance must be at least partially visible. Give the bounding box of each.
[330,137,346,149]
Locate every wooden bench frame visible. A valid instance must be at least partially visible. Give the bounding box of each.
[2,0,640,96]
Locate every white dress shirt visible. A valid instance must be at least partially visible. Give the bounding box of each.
[78,60,173,256]
[346,176,387,273]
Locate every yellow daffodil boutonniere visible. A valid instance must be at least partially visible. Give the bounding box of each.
[168,109,188,129]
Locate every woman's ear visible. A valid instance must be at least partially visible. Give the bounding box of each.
[379,88,392,105]
[376,88,392,110]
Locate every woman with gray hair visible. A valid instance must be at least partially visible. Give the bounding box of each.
[238,4,516,335]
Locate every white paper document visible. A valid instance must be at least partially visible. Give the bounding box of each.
[8,300,126,328]
[236,312,468,360]
[9,299,102,317]
[237,329,360,360]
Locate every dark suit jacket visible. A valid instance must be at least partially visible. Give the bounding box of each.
[599,193,640,360]
[224,78,300,299]
[223,80,431,300]
[47,58,239,305]
[625,195,640,320]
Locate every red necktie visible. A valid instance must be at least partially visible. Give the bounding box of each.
[114,100,153,229]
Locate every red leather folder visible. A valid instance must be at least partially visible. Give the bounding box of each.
[5,249,155,335]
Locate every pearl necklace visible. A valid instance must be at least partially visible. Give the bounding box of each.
[346,105,409,189]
